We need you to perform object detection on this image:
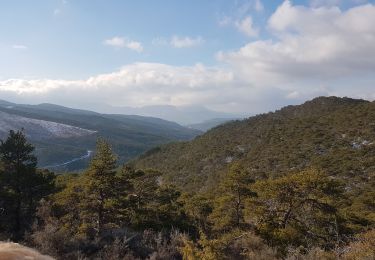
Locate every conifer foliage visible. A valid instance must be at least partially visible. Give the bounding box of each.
[81,138,118,236]
[0,130,55,241]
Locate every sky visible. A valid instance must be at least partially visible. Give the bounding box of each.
[0,0,374,114]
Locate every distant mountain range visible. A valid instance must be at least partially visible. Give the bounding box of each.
[90,104,241,125]
[0,100,201,171]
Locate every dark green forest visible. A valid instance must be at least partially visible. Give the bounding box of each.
[0,97,374,259]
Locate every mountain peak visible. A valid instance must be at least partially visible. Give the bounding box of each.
[306,96,368,106]
[276,96,369,119]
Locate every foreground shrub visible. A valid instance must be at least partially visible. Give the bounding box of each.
[180,230,278,260]
[341,229,375,260]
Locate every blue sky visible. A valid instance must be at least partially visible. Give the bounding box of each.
[0,0,374,114]
[0,0,277,78]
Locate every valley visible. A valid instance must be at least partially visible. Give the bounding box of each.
[43,150,93,169]
[0,100,201,171]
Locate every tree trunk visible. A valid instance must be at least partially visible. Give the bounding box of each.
[97,190,104,236]
[235,186,241,227]
[14,197,22,241]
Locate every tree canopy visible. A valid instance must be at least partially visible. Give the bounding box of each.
[0,130,55,241]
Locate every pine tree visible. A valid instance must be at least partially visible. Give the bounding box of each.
[209,162,256,231]
[0,130,55,240]
[250,168,346,252]
[81,138,118,236]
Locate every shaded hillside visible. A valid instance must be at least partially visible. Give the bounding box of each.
[0,100,201,171]
[132,96,375,192]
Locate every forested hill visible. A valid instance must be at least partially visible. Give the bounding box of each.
[132,96,375,192]
[0,100,201,170]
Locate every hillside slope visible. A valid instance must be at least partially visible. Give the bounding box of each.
[0,100,201,171]
[0,111,96,140]
[132,96,375,192]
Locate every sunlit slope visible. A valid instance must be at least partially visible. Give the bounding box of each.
[133,96,375,192]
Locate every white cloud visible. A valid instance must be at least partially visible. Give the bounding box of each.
[170,36,204,48]
[235,16,259,37]
[0,63,238,110]
[104,37,125,47]
[221,2,375,83]
[234,0,265,16]
[152,36,205,48]
[219,1,261,36]
[255,0,264,12]
[12,45,28,50]
[125,41,143,52]
[104,37,143,52]
[218,16,232,27]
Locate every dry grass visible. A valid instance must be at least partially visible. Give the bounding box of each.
[342,229,375,260]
